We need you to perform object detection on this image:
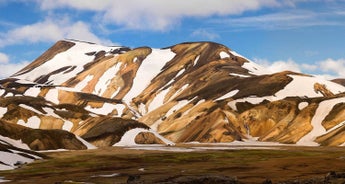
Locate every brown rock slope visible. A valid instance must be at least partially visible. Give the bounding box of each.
[0,120,86,150]
[332,78,345,87]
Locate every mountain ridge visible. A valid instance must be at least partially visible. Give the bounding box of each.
[1,39,345,153]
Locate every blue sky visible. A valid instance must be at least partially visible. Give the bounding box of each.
[1,0,345,79]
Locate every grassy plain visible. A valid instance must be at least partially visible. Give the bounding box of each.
[1,145,345,183]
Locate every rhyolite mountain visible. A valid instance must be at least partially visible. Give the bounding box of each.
[1,39,345,152]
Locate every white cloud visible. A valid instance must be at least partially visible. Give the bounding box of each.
[301,63,318,71]
[191,29,219,40]
[212,10,342,30]
[0,61,30,79]
[38,0,113,11]
[319,58,345,77]
[253,58,301,73]
[35,0,281,31]
[0,18,113,47]
[0,52,9,63]
[253,57,345,80]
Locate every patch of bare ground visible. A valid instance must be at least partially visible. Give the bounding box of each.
[1,146,345,183]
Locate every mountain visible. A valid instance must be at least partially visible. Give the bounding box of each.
[1,39,345,151]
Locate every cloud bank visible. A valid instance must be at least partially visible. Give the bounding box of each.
[0,18,114,48]
[0,61,29,79]
[0,52,9,63]
[37,0,281,31]
[254,57,345,79]
[1,0,344,79]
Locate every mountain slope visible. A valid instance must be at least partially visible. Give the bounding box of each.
[1,39,345,147]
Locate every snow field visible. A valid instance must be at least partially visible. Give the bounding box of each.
[0,152,34,170]
[113,128,174,146]
[14,41,121,85]
[229,50,269,75]
[275,75,345,98]
[123,49,176,103]
[94,63,121,96]
[0,135,40,171]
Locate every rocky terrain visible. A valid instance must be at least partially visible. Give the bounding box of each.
[1,39,345,169]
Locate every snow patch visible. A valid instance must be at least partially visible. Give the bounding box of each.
[229,73,251,78]
[298,102,309,110]
[14,41,120,85]
[74,75,93,91]
[4,93,13,97]
[62,121,73,131]
[113,128,174,146]
[124,48,176,103]
[228,74,345,112]
[147,88,170,112]
[14,79,36,84]
[228,96,268,111]
[91,173,120,178]
[17,116,41,129]
[175,68,185,79]
[150,99,191,131]
[0,107,7,118]
[219,51,230,59]
[216,89,239,101]
[42,107,60,118]
[229,50,269,75]
[75,136,97,149]
[0,142,39,170]
[19,104,42,115]
[94,64,121,96]
[297,97,345,146]
[23,87,41,97]
[327,120,345,134]
[166,100,190,117]
[0,135,30,150]
[0,151,34,171]
[45,89,59,104]
[193,56,200,66]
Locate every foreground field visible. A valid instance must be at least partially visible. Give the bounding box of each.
[1,145,345,183]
